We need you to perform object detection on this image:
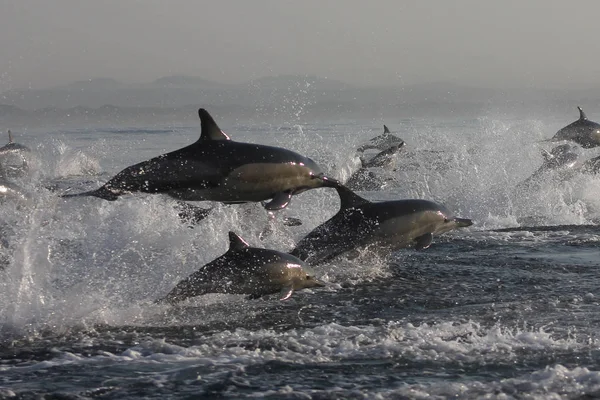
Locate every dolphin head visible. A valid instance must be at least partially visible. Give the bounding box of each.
[294,265,325,290]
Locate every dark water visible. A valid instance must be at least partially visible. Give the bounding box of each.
[1,116,600,399]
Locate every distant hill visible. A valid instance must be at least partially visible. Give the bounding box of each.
[2,75,600,123]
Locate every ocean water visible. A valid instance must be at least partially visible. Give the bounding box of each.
[1,111,600,399]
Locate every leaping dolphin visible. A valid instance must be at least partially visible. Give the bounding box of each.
[62,109,338,210]
[0,130,30,155]
[357,125,405,153]
[159,231,324,304]
[290,185,473,265]
[549,107,600,148]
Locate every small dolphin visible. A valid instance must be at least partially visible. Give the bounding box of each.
[0,130,31,155]
[519,144,582,189]
[549,107,600,148]
[359,143,405,169]
[62,109,338,210]
[344,144,404,191]
[290,185,473,265]
[357,125,405,153]
[0,130,30,178]
[159,231,324,304]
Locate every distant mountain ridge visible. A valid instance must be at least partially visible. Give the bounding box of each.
[2,75,600,120]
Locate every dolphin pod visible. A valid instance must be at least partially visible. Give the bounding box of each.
[290,185,472,266]
[62,109,338,210]
[50,107,478,302]
[159,231,323,304]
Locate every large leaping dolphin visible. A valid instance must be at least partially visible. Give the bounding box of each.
[290,185,473,265]
[549,107,600,148]
[62,109,338,210]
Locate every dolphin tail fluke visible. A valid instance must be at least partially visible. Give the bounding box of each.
[453,218,473,228]
[578,106,587,120]
[61,186,119,201]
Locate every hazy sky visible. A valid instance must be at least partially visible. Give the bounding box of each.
[1,0,599,91]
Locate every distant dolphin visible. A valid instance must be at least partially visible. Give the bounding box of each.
[549,107,600,148]
[62,109,338,210]
[0,130,31,155]
[518,144,582,189]
[360,143,405,169]
[159,231,324,304]
[290,185,473,265]
[357,125,405,153]
[345,143,404,191]
[0,130,30,178]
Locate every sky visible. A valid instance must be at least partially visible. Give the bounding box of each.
[1,0,599,91]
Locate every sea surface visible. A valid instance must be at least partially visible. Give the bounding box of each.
[1,111,600,399]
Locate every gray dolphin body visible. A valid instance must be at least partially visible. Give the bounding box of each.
[290,185,473,266]
[345,144,405,191]
[518,144,582,188]
[357,125,405,153]
[0,130,30,155]
[550,107,600,148]
[0,130,30,178]
[160,232,324,304]
[62,109,337,210]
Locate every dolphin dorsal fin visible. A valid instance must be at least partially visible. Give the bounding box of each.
[198,109,231,142]
[228,231,250,251]
[383,125,390,134]
[336,185,371,209]
[578,106,587,120]
[7,130,13,143]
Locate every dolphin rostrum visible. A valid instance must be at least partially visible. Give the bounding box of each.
[62,109,338,210]
[290,185,473,265]
[159,231,324,304]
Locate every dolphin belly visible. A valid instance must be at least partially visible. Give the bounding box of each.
[168,162,321,202]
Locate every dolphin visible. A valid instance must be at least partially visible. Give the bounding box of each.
[357,125,405,153]
[0,130,30,178]
[61,108,338,210]
[344,144,405,191]
[290,185,473,265]
[159,231,324,304]
[359,143,405,169]
[549,107,600,148]
[518,144,582,189]
[0,130,31,155]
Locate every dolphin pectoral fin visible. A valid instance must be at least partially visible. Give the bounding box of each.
[415,233,433,250]
[279,284,294,300]
[264,191,293,211]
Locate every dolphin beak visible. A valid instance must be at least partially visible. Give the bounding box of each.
[312,279,326,288]
[454,218,473,228]
[315,174,340,188]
